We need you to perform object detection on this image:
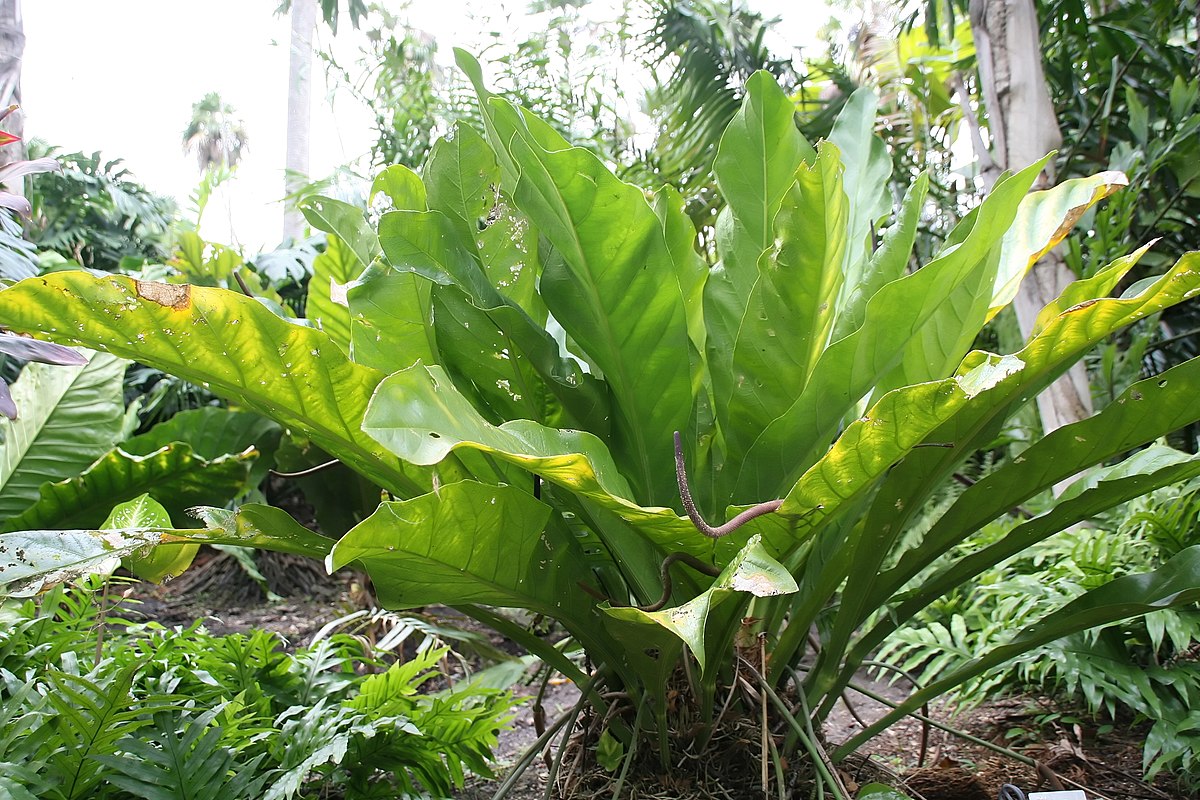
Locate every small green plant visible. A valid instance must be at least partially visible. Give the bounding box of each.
[878,477,1200,790]
[2,58,1200,795]
[0,572,517,798]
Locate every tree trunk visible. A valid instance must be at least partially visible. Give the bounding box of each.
[282,0,316,244]
[0,0,24,177]
[970,0,1093,437]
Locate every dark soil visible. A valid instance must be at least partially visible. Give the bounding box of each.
[123,565,1191,800]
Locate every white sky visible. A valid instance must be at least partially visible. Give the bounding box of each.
[23,0,822,254]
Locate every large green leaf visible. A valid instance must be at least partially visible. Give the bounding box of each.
[424,124,546,323]
[425,123,496,247]
[778,360,1021,522]
[706,142,848,483]
[602,536,796,672]
[872,155,1080,397]
[845,251,1200,631]
[1,443,255,532]
[362,364,716,563]
[712,70,815,298]
[347,267,437,374]
[107,494,197,584]
[0,503,331,597]
[188,503,333,558]
[883,355,1200,597]
[1031,244,1150,336]
[731,159,1048,501]
[306,235,363,354]
[431,285,549,424]
[832,173,929,342]
[0,351,126,520]
[831,444,1200,705]
[328,480,597,619]
[883,446,1200,639]
[122,406,282,486]
[988,170,1128,321]
[374,210,607,433]
[370,164,428,212]
[300,196,381,270]
[0,273,426,497]
[827,86,892,321]
[460,76,693,504]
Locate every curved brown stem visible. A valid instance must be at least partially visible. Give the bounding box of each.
[636,551,721,612]
[674,431,783,538]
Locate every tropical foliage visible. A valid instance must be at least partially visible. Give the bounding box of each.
[878,477,1200,789]
[1,54,1199,796]
[0,557,516,799]
[24,142,176,271]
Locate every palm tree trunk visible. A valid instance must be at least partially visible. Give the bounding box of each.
[283,0,316,244]
[0,0,24,174]
[970,0,1093,437]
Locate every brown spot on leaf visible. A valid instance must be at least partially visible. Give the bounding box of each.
[135,281,190,310]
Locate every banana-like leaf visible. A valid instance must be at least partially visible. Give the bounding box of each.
[107,494,196,583]
[1,443,255,532]
[988,170,1129,322]
[712,70,815,297]
[460,76,692,504]
[885,355,1200,599]
[1031,244,1149,336]
[828,86,892,318]
[897,357,1200,594]
[431,285,549,424]
[873,156,1061,398]
[778,359,1021,523]
[306,235,363,354]
[329,481,598,621]
[838,445,1200,695]
[836,543,1200,757]
[425,124,495,247]
[732,159,1047,501]
[348,267,437,373]
[0,273,426,497]
[602,536,797,672]
[122,406,282,486]
[188,504,333,558]
[653,187,708,356]
[851,252,1200,617]
[707,142,848,476]
[879,446,1200,640]
[0,351,126,520]
[832,173,930,342]
[363,364,717,562]
[374,209,607,434]
[0,503,330,596]
[424,124,547,323]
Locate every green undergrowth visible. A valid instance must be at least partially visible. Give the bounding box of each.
[878,478,1200,791]
[0,579,519,799]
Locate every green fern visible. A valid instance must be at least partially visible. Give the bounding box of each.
[42,664,162,799]
[95,708,269,800]
[0,682,54,798]
[881,480,1200,790]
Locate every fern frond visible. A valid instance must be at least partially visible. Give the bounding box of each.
[96,708,269,800]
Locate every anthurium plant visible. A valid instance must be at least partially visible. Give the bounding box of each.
[2,55,1199,792]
